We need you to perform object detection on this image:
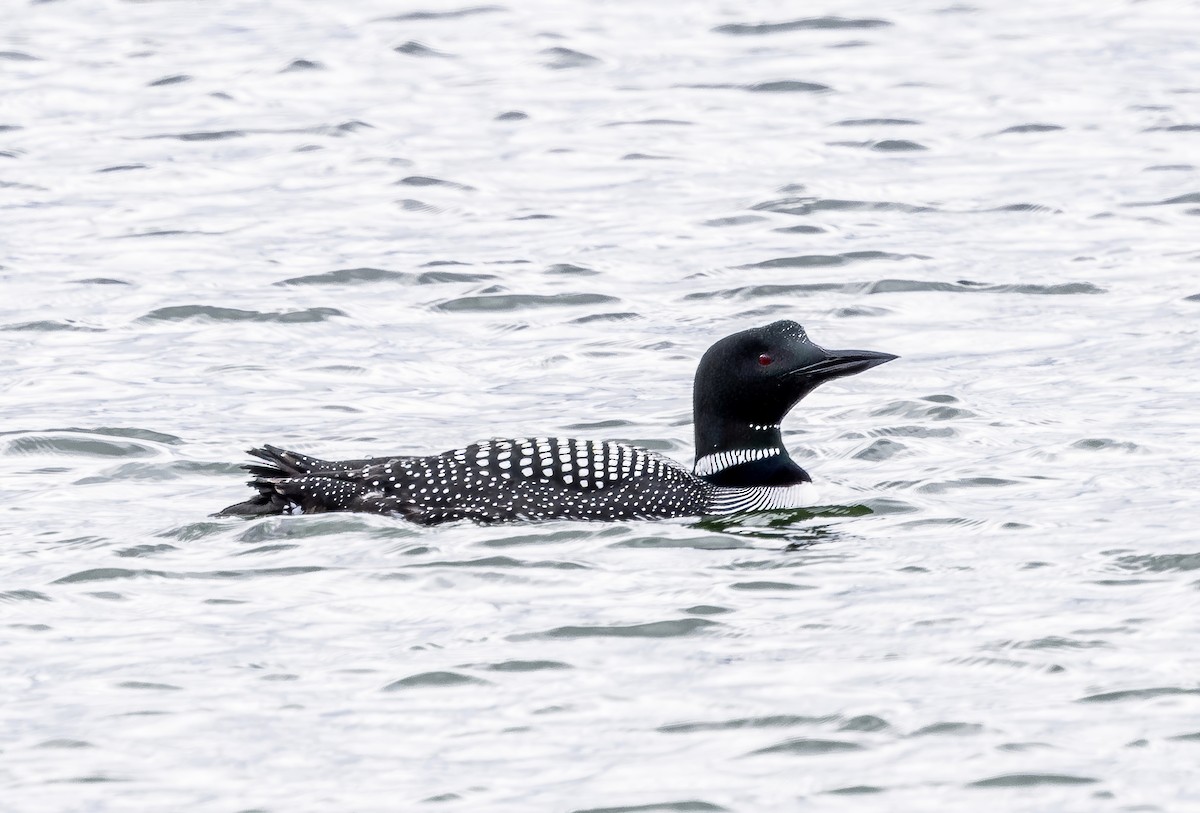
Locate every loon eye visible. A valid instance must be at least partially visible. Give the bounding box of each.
[758,353,773,366]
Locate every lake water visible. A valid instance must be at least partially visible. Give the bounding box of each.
[3,0,1200,810]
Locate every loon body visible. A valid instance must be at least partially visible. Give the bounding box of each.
[218,321,895,524]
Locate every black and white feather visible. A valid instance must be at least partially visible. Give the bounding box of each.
[222,438,722,524]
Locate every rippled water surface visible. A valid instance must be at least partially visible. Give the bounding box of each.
[4,0,1200,810]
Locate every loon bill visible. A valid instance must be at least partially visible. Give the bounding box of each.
[217,320,896,525]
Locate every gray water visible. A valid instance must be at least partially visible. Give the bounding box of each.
[4,0,1200,810]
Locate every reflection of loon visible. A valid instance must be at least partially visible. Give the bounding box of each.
[218,321,896,524]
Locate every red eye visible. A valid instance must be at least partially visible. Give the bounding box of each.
[758,353,773,366]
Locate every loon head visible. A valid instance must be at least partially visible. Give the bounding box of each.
[692,320,896,484]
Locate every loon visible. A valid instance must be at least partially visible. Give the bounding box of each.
[217,321,895,524]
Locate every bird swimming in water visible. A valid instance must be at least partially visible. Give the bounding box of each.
[217,320,896,524]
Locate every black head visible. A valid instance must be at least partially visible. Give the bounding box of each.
[693,320,896,460]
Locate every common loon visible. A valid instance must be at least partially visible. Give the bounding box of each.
[217,321,895,524]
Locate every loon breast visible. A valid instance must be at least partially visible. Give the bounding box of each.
[705,482,820,514]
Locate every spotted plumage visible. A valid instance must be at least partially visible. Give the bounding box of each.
[218,321,896,524]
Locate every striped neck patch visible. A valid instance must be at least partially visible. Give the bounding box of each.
[694,446,783,478]
[706,481,819,514]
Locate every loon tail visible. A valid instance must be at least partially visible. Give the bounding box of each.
[242,444,337,478]
[217,445,421,518]
[215,445,341,517]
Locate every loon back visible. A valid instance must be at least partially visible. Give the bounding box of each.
[223,439,683,524]
[217,320,895,524]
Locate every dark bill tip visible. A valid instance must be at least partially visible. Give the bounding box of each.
[840,349,899,369]
[796,348,898,380]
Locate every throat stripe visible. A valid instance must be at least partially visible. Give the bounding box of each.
[694,446,783,477]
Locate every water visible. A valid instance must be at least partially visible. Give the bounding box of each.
[3,0,1200,809]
